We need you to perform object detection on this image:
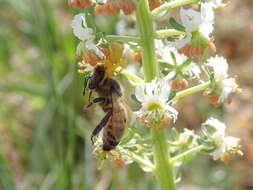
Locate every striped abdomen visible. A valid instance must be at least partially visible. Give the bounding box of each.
[102,100,127,151]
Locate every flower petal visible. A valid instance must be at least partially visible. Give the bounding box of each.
[71,13,94,41]
[180,8,201,32]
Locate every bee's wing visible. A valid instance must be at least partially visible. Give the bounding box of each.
[122,98,134,126]
[111,93,134,127]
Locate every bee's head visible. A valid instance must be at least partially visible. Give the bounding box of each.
[87,64,105,90]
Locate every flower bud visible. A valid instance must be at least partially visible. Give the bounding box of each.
[170,78,189,90]
[68,0,92,9]
[148,0,161,10]
[94,0,136,15]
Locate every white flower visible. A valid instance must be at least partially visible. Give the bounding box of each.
[178,129,198,146]
[206,55,238,103]
[71,13,94,41]
[156,40,201,79]
[180,8,202,32]
[186,62,201,79]
[224,136,241,154]
[163,47,200,79]
[72,14,105,58]
[116,14,127,35]
[135,78,178,125]
[156,40,188,66]
[208,0,225,7]
[94,0,107,3]
[76,41,105,58]
[200,2,214,39]
[204,118,226,160]
[219,78,238,102]
[162,47,188,66]
[172,34,192,49]
[155,39,164,50]
[173,3,214,49]
[207,55,228,80]
[86,41,105,58]
[204,117,226,132]
[203,118,242,160]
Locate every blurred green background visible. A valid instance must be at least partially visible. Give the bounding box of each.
[0,0,253,189]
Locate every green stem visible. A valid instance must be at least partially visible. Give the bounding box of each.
[152,131,176,190]
[136,0,176,189]
[119,148,155,170]
[174,81,211,100]
[151,0,199,18]
[154,29,185,38]
[106,35,140,43]
[136,0,158,81]
[116,67,144,83]
[170,145,206,165]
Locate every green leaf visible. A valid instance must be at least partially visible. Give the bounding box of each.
[170,51,177,66]
[166,36,181,42]
[169,17,186,32]
[158,61,174,69]
[186,135,194,146]
[171,128,179,140]
[97,32,106,41]
[202,65,211,80]
[121,128,136,144]
[179,58,192,70]
[168,90,176,101]
[201,126,210,137]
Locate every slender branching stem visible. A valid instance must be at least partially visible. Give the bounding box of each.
[170,145,206,165]
[116,68,144,83]
[174,81,211,100]
[119,148,155,170]
[106,35,140,44]
[151,0,199,18]
[154,29,185,38]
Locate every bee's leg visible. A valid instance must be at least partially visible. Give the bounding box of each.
[82,76,91,96]
[91,109,112,144]
[88,91,93,102]
[85,97,105,109]
[83,91,95,111]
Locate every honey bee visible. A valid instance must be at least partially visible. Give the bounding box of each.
[84,64,128,151]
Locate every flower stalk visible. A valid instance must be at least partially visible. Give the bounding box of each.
[106,35,141,44]
[136,0,176,189]
[116,67,144,83]
[174,81,211,100]
[170,145,206,164]
[119,147,155,170]
[154,29,185,38]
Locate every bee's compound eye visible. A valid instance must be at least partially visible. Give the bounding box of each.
[96,65,105,75]
[97,69,105,78]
